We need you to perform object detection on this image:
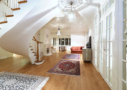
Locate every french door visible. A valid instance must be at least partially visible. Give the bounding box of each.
[106,12,113,85]
[122,0,127,89]
[99,21,103,74]
[94,17,98,67]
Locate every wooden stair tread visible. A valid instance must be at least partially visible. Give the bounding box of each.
[29,46,32,47]
[32,52,35,53]
[0,21,7,24]
[11,8,20,11]
[31,49,33,50]
[5,15,14,17]
[18,1,27,4]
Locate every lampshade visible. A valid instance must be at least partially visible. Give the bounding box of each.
[68,10,74,22]
[57,27,61,35]
[57,30,61,35]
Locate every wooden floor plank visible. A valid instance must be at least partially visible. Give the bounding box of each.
[0,51,110,90]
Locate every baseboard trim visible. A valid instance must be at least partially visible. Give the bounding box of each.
[92,62,112,89]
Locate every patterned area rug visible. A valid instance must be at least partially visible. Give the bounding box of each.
[0,72,49,90]
[62,54,81,60]
[48,60,80,76]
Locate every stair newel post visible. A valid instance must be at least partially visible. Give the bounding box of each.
[36,41,39,62]
[39,43,41,61]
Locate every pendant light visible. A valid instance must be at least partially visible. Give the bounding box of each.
[68,2,74,22]
[57,26,61,35]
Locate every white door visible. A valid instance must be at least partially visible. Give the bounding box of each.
[122,0,127,90]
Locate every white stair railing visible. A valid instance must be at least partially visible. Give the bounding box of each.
[0,0,26,22]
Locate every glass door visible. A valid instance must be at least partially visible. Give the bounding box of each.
[99,21,103,74]
[94,17,98,67]
[106,13,113,85]
[122,0,127,89]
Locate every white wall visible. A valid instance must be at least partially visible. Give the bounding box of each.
[71,34,86,47]
[0,47,13,59]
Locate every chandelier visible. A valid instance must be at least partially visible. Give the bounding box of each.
[68,2,74,22]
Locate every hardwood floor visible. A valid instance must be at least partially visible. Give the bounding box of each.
[0,51,110,90]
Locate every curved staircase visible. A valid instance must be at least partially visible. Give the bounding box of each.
[0,0,60,64]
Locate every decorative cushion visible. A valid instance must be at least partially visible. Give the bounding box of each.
[80,46,84,50]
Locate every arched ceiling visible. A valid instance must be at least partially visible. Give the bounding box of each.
[42,0,102,35]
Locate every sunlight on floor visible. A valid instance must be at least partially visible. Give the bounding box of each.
[13,54,23,57]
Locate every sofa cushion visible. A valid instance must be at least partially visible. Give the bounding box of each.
[77,47,81,50]
[71,47,78,51]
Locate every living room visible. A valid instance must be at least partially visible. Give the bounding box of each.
[0,0,125,90]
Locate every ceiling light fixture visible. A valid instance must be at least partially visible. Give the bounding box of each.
[68,2,74,22]
[57,26,61,35]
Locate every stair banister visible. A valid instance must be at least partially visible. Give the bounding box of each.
[32,36,43,62]
[0,0,27,23]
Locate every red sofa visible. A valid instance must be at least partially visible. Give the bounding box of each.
[70,46,84,54]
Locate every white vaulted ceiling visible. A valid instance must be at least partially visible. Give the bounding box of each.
[42,0,102,35]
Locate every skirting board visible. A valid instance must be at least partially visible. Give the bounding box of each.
[0,56,8,60]
[92,62,112,89]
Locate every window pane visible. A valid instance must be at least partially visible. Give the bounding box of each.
[53,38,56,45]
[110,0,114,6]
[122,81,126,90]
[61,38,64,45]
[107,30,110,41]
[65,38,68,45]
[107,55,109,67]
[69,38,71,45]
[110,57,112,70]
[95,50,97,58]
[109,13,112,27]
[110,42,112,56]
[59,38,61,45]
[105,2,109,11]
[123,0,127,20]
[123,41,127,60]
[95,58,96,65]
[123,21,127,40]
[107,42,109,54]
[110,28,113,41]
[123,61,126,81]
[107,67,109,80]
[109,70,112,84]
[106,16,109,28]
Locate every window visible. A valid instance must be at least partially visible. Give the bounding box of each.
[65,38,68,45]
[59,38,71,45]
[69,38,71,45]
[102,0,114,15]
[53,38,56,46]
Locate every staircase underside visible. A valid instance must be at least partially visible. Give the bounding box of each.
[0,0,60,64]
